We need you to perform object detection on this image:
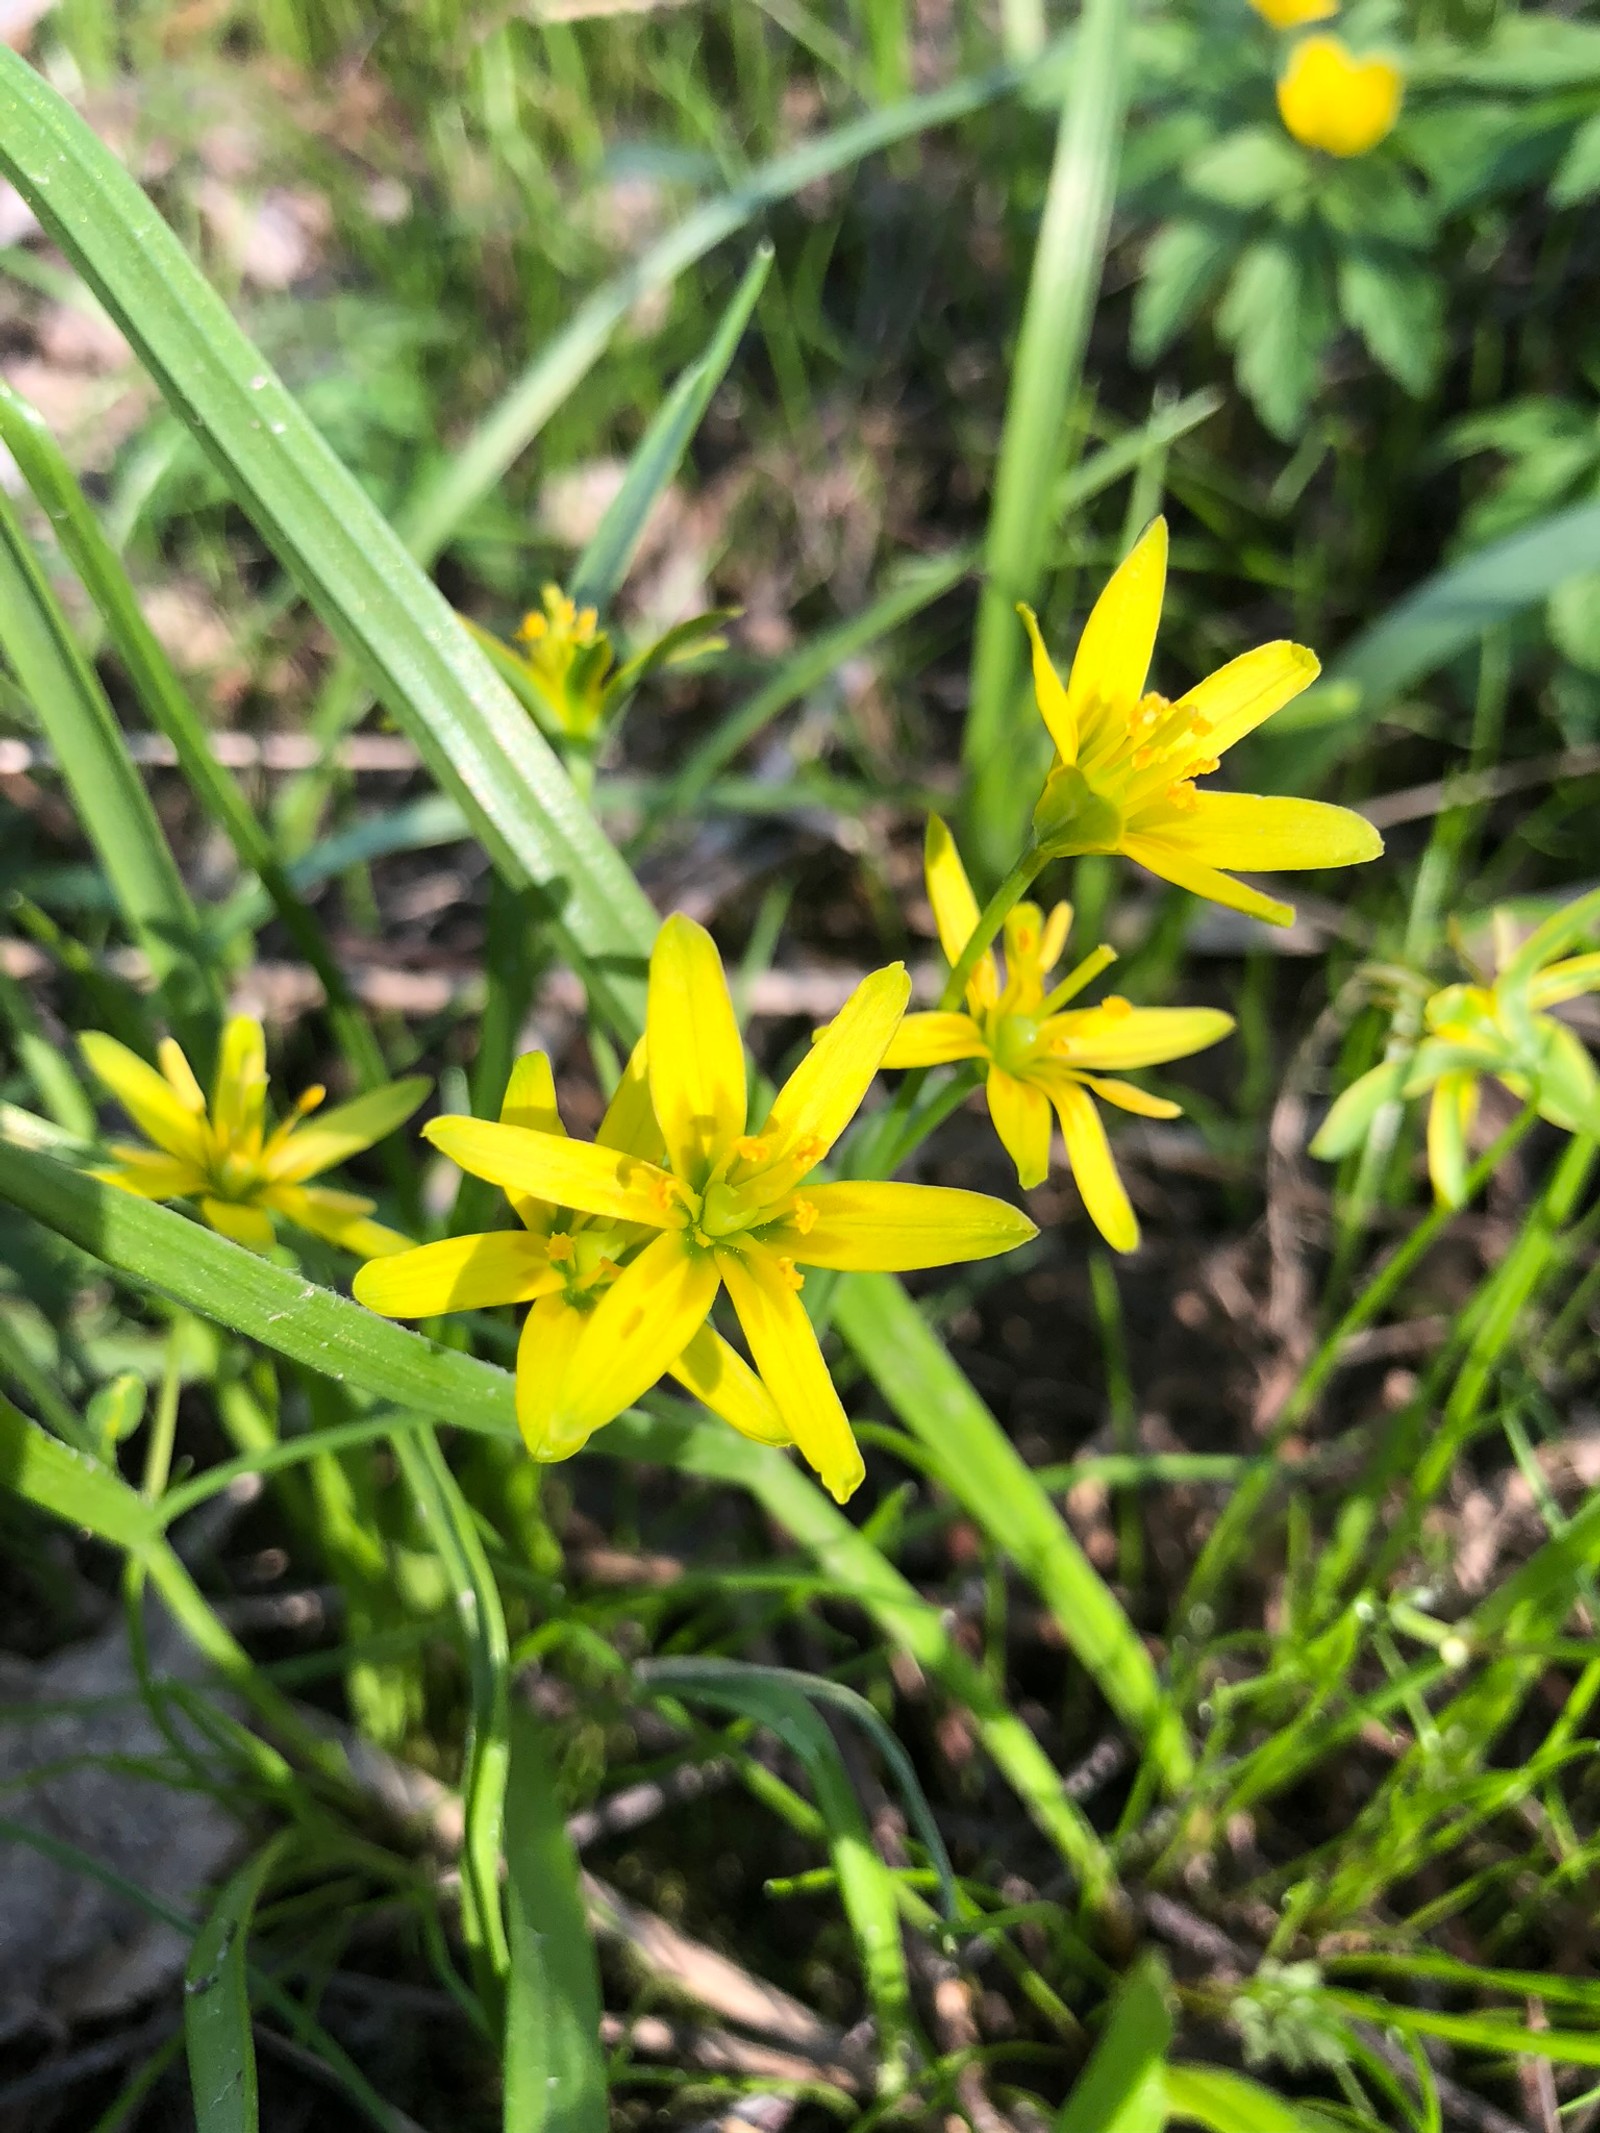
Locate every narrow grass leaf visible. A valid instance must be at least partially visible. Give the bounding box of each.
[502,1700,608,2133]
[1163,2064,1350,2131]
[570,243,772,612]
[184,1832,292,2133]
[1055,1956,1172,2133]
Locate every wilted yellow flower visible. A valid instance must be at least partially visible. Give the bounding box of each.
[884,819,1232,1249]
[1022,518,1382,926]
[406,915,1035,1502]
[83,1018,426,1255]
[1251,0,1338,26]
[1311,895,1600,1205]
[1277,35,1402,157]
[355,1046,794,1463]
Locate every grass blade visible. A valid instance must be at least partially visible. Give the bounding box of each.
[184,1833,292,2133]
[0,47,657,1034]
[0,480,217,1056]
[570,243,772,612]
[1054,1956,1172,2133]
[961,0,1133,880]
[502,1700,607,2133]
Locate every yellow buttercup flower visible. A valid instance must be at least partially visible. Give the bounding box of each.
[1250,0,1337,27]
[355,1045,794,1464]
[1311,894,1600,1205]
[1022,518,1382,927]
[405,914,1036,1502]
[1276,35,1402,158]
[884,819,1233,1250]
[83,1017,426,1255]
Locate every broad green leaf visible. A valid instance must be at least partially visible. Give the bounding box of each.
[570,243,771,612]
[1055,1958,1173,2133]
[833,1271,1192,1789]
[503,1701,607,2133]
[184,1834,292,2133]
[0,47,657,1035]
[1217,232,1334,443]
[1336,246,1444,398]
[1132,216,1240,364]
[1552,108,1600,203]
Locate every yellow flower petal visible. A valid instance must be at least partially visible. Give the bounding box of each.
[734,962,911,1206]
[597,1036,665,1162]
[81,1031,211,1164]
[500,1051,564,1134]
[1251,0,1337,23]
[157,1037,206,1114]
[772,1180,1037,1270]
[1018,604,1078,762]
[1142,791,1382,873]
[267,1183,410,1257]
[212,1015,268,1154]
[553,1230,721,1445]
[669,1324,792,1446]
[201,1196,276,1251]
[985,1064,1053,1190]
[96,1147,204,1199]
[1277,35,1402,159]
[1039,901,1073,974]
[880,1012,989,1069]
[1074,1073,1182,1120]
[353,1230,560,1317]
[1042,1077,1139,1252]
[648,913,747,1186]
[924,815,998,1009]
[264,1076,430,1184]
[1118,838,1297,928]
[1043,1003,1233,1070]
[1063,517,1168,747]
[1169,640,1320,760]
[425,1118,676,1229]
[1531,952,1600,1009]
[1427,1070,1478,1210]
[515,1292,590,1460]
[717,1244,865,1504]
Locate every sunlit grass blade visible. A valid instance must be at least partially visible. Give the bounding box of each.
[0,480,217,1057]
[502,1701,609,2133]
[570,244,772,612]
[1054,1956,1171,2133]
[834,1271,1193,1789]
[0,48,657,1035]
[184,1833,291,2133]
[0,1122,1110,1890]
[961,0,1133,880]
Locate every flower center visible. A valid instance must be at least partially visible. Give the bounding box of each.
[697,1178,757,1241]
[991,1011,1041,1076]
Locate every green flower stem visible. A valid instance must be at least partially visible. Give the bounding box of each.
[939,847,1045,1011]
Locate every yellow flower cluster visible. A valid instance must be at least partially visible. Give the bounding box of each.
[1248,0,1402,159]
[1312,896,1600,1206]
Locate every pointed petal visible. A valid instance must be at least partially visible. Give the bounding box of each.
[1074,1074,1182,1119]
[1531,951,1600,1009]
[425,1118,676,1228]
[81,1031,211,1163]
[1170,640,1320,756]
[648,913,747,1185]
[1018,604,1077,760]
[669,1325,792,1446]
[201,1197,276,1251]
[157,1037,207,1114]
[1044,1077,1138,1252]
[718,1245,865,1504]
[1427,1071,1477,1210]
[597,1036,665,1162]
[880,1012,989,1069]
[515,1292,590,1460]
[500,1051,564,1133]
[925,816,997,1009]
[267,1183,411,1257]
[264,1076,430,1184]
[212,1016,268,1154]
[551,1230,721,1445]
[1043,1003,1233,1070]
[1309,1056,1410,1160]
[1064,517,1168,742]
[96,1147,203,1199]
[1039,901,1073,974]
[1119,838,1296,928]
[985,1065,1052,1190]
[353,1230,559,1317]
[735,962,911,1206]
[772,1180,1037,1270]
[1136,792,1382,873]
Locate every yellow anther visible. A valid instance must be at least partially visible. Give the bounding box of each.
[294,1084,326,1117]
[546,1233,575,1263]
[594,1256,620,1280]
[1101,995,1133,1019]
[777,1257,805,1292]
[735,1134,768,1162]
[790,1197,818,1235]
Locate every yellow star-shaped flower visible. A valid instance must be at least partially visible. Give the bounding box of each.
[1021,518,1383,927]
[883,819,1233,1250]
[377,914,1036,1502]
[1312,897,1600,1206]
[83,1017,426,1256]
